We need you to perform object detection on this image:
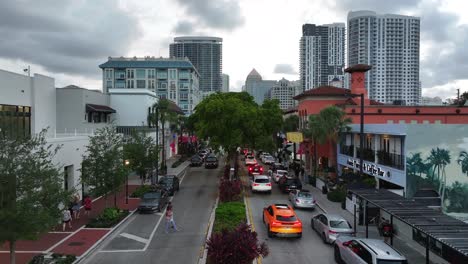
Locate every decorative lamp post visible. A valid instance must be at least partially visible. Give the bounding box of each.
[124,159,130,204]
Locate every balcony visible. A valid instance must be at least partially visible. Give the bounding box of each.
[356,148,376,163]
[340,145,354,156]
[377,150,405,170]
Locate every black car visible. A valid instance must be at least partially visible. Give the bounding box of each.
[158,175,180,196]
[138,189,169,213]
[205,155,219,169]
[278,176,302,193]
[190,155,203,167]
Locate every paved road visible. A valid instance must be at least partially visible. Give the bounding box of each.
[245,169,334,263]
[82,165,219,264]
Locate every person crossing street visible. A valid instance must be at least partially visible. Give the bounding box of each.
[165,202,179,233]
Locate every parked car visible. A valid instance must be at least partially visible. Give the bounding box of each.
[190,155,203,167]
[263,156,276,165]
[248,164,264,176]
[289,189,316,209]
[263,203,302,238]
[272,169,288,183]
[204,155,219,168]
[245,155,257,166]
[251,175,272,193]
[334,236,408,264]
[138,189,169,213]
[278,176,302,193]
[311,213,354,244]
[158,175,180,196]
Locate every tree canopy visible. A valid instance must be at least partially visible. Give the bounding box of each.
[123,131,158,184]
[190,92,283,156]
[283,115,299,133]
[0,130,70,264]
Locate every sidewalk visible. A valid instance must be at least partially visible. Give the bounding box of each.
[305,183,444,264]
[0,156,185,264]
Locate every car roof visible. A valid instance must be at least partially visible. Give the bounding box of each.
[272,204,295,215]
[254,175,269,179]
[357,239,406,260]
[323,214,347,221]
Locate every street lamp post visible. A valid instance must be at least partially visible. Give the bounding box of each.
[124,159,130,204]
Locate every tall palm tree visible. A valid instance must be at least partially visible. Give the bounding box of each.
[427,147,451,207]
[458,150,468,176]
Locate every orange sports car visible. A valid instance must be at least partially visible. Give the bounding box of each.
[263,203,302,238]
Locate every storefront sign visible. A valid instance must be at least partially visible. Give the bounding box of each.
[346,158,391,179]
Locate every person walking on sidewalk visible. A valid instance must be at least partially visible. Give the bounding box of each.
[83,195,92,217]
[71,194,81,219]
[62,209,72,231]
[165,202,179,233]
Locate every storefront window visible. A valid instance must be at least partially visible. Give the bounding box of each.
[0,104,31,138]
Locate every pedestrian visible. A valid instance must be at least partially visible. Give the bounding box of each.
[165,202,179,233]
[379,218,393,244]
[83,195,92,217]
[62,208,72,231]
[71,194,81,219]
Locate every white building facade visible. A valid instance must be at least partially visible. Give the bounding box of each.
[99,57,201,115]
[266,78,302,110]
[221,73,230,93]
[347,11,421,105]
[300,23,345,91]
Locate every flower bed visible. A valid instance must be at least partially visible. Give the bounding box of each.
[86,207,129,228]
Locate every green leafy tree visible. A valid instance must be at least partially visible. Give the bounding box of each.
[0,130,70,264]
[303,115,327,176]
[283,115,299,132]
[81,126,128,207]
[123,131,159,185]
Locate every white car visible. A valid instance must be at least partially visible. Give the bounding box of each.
[251,175,272,193]
[263,156,276,165]
[272,169,289,183]
[245,155,257,166]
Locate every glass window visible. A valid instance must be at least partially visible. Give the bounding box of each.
[158,82,167,89]
[330,220,352,228]
[157,71,168,79]
[149,80,155,89]
[127,80,134,88]
[136,69,146,79]
[276,215,297,222]
[137,80,146,88]
[126,69,135,79]
[106,81,112,89]
[169,69,177,79]
[147,69,155,79]
[115,80,125,88]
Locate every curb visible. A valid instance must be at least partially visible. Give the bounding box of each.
[315,202,328,214]
[74,162,190,264]
[198,197,219,264]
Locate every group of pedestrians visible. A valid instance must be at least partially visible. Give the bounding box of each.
[62,194,93,231]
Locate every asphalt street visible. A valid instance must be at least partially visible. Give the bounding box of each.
[246,177,335,264]
[81,165,219,264]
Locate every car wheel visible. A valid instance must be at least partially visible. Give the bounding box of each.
[298,233,302,239]
[267,225,273,238]
[322,232,328,244]
[268,191,271,194]
[334,244,343,264]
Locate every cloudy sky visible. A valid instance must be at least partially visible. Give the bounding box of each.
[1,0,468,100]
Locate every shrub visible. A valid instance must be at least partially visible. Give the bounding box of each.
[327,188,347,203]
[131,185,152,197]
[214,201,246,233]
[219,179,242,202]
[87,207,129,228]
[207,223,269,264]
[29,254,76,264]
[362,177,376,187]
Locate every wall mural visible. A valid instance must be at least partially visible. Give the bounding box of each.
[406,125,468,219]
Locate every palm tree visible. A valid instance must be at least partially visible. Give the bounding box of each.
[427,147,451,207]
[457,150,468,176]
[303,115,327,177]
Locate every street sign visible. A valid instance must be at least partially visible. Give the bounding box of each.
[286,132,303,143]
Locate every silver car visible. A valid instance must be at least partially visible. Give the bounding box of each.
[289,189,316,209]
[311,213,354,244]
[334,236,408,264]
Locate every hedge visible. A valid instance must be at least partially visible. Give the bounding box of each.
[87,207,129,228]
[213,201,246,233]
[327,188,347,203]
[131,185,153,198]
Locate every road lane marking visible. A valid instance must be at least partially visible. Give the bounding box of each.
[119,233,149,244]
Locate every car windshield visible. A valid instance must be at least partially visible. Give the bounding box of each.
[377,260,408,264]
[206,157,217,162]
[276,215,297,222]
[247,156,254,159]
[192,156,200,160]
[330,220,351,228]
[286,179,299,184]
[143,192,161,199]
[298,192,312,198]
[255,178,269,183]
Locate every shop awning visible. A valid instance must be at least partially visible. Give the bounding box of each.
[86,104,116,113]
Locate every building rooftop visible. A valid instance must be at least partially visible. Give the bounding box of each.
[173,36,223,43]
[246,68,262,81]
[294,86,351,100]
[99,57,196,70]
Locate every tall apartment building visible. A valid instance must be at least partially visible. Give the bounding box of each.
[300,23,345,91]
[244,69,276,105]
[99,56,201,115]
[170,36,222,96]
[266,78,302,110]
[221,73,230,93]
[348,11,421,105]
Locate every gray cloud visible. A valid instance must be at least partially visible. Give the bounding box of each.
[174,0,245,31]
[273,64,298,75]
[174,21,195,34]
[332,0,420,14]
[0,0,141,77]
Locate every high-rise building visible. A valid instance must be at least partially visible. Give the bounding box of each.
[99,56,201,115]
[244,69,276,105]
[347,11,421,105]
[169,36,222,96]
[300,23,345,91]
[265,78,302,110]
[221,74,229,93]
